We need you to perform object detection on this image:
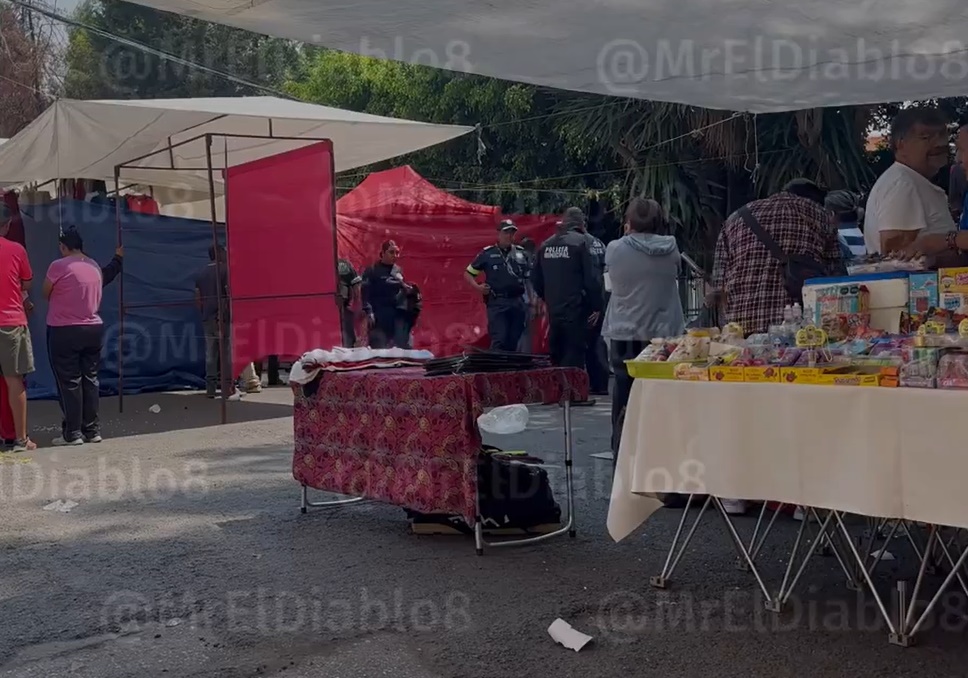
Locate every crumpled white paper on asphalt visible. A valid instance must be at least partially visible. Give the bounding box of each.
[548,618,593,652]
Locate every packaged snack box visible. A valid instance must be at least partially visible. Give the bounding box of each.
[743,366,780,382]
[909,272,938,314]
[939,267,968,294]
[779,367,825,384]
[708,366,745,382]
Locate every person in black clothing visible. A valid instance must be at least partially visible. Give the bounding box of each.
[336,258,362,347]
[361,240,413,349]
[578,220,609,395]
[194,246,260,399]
[42,228,123,446]
[532,207,604,402]
[465,219,531,352]
[517,237,539,353]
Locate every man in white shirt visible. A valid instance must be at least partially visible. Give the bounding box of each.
[864,108,953,255]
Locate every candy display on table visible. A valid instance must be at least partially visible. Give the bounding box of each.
[625,304,968,389]
[939,267,968,318]
[938,350,968,389]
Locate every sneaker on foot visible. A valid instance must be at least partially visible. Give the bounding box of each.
[225,390,244,402]
[11,438,37,453]
[52,436,84,447]
[84,434,103,443]
[721,498,748,515]
[245,384,262,394]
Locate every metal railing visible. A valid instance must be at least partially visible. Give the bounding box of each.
[678,253,710,324]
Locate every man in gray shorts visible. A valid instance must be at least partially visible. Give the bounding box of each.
[0,204,36,451]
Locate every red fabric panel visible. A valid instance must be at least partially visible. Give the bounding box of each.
[125,195,159,214]
[3,192,24,246]
[336,166,557,356]
[225,142,340,376]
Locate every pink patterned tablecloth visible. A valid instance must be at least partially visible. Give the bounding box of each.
[292,367,588,522]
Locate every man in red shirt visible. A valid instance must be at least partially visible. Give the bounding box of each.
[0,204,36,451]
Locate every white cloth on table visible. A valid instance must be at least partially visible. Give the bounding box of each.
[607,379,968,542]
[288,346,435,384]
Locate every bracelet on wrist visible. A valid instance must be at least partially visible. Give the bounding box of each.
[946,230,960,251]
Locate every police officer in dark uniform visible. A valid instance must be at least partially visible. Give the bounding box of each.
[465,219,530,351]
[579,222,610,395]
[337,258,362,347]
[532,207,604,388]
[361,240,412,348]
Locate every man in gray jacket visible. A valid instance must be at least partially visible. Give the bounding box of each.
[603,198,684,465]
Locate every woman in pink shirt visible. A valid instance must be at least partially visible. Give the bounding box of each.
[43,228,122,446]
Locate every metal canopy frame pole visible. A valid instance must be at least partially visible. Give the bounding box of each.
[114,166,125,413]
[114,132,337,426]
[204,134,228,426]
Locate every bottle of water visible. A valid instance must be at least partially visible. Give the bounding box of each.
[781,305,795,346]
[792,303,804,329]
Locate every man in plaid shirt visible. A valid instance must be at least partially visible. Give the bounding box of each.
[711,180,846,336]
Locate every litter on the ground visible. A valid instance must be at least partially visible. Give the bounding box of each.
[148,404,162,413]
[43,500,79,513]
[871,549,896,561]
[548,618,593,652]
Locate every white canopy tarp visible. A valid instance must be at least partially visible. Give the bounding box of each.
[126,0,968,113]
[0,97,472,200]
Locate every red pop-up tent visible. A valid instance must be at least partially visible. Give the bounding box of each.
[337,166,556,356]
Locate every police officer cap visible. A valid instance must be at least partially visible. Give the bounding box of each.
[561,207,585,231]
[498,219,518,232]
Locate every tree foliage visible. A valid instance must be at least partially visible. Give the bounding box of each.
[286,49,627,213]
[0,2,54,136]
[62,0,296,100]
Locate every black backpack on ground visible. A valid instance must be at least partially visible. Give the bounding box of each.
[407,445,561,533]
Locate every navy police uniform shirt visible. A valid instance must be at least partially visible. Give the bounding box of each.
[532,229,604,319]
[467,245,530,298]
[585,233,606,270]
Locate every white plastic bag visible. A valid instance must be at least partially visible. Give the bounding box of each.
[477,404,529,435]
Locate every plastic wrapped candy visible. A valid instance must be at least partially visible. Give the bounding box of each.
[937,349,968,389]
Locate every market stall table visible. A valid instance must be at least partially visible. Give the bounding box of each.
[293,366,588,554]
[607,378,968,645]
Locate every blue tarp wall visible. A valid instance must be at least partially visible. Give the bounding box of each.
[21,199,223,400]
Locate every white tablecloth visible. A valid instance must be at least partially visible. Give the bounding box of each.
[607,379,967,542]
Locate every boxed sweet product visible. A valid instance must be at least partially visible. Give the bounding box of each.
[909,272,939,314]
[814,366,882,387]
[899,347,938,388]
[708,365,745,382]
[673,363,710,381]
[814,284,870,326]
[937,349,968,389]
[939,268,968,319]
[939,268,968,293]
[743,366,781,382]
[780,367,825,384]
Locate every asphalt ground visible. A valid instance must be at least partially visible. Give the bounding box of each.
[2,388,967,677]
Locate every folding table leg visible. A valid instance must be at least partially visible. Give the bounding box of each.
[475,400,577,554]
[832,511,896,636]
[299,485,364,514]
[650,494,710,589]
[738,502,784,572]
[713,497,772,602]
